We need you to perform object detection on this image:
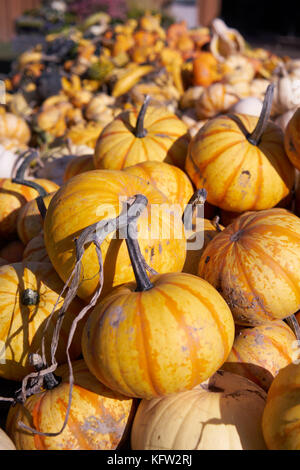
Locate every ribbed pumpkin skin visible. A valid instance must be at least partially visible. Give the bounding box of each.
[262,363,300,450]
[124,161,194,209]
[0,262,85,381]
[63,154,95,182]
[0,113,31,144]
[0,428,15,450]
[0,178,58,239]
[131,369,267,450]
[94,106,190,170]
[195,83,239,119]
[44,170,186,301]
[185,114,294,212]
[182,218,223,276]
[284,107,300,170]
[6,360,135,450]
[17,192,55,245]
[22,233,50,264]
[198,208,300,325]
[82,272,235,399]
[223,320,296,391]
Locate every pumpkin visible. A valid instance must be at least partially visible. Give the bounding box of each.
[0,145,21,179]
[192,52,220,87]
[0,239,25,263]
[124,161,194,210]
[198,208,300,326]
[82,204,234,399]
[186,84,295,212]
[17,192,56,245]
[0,261,85,381]
[0,112,31,145]
[67,121,104,149]
[284,107,300,170]
[195,83,240,120]
[131,369,266,450]
[223,320,297,391]
[230,97,263,116]
[262,362,300,450]
[63,154,95,182]
[93,97,190,171]
[44,170,186,301]
[0,428,15,450]
[22,233,50,264]
[182,217,223,276]
[275,108,296,131]
[271,66,300,116]
[222,54,255,86]
[6,360,136,450]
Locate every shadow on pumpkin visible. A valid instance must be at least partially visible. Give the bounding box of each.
[221,361,274,392]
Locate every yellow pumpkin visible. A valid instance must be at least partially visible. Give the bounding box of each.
[94,97,190,170]
[186,85,295,212]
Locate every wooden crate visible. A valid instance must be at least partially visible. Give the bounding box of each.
[0,0,41,42]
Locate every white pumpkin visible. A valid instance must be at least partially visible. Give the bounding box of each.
[131,370,267,450]
[0,427,16,450]
[274,108,297,131]
[230,97,263,116]
[0,144,21,178]
[272,67,300,116]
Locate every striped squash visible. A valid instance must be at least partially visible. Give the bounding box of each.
[94,99,190,171]
[82,272,235,399]
[223,320,297,391]
[186,89,295,212]
[195,83,239,119]
[198,208,300,326]
[0,262,85,381]
[262,362,300,449]
[124,161,194,210]
[6,360,136,450]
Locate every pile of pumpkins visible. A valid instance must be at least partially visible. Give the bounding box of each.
[1,10,300,451]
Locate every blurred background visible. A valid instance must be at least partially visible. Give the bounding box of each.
[0,0,299,73]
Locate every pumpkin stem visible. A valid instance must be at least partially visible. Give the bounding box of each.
[286,314,300,342]
[247,83,274,146]
[134,95,151,138]
[15,149,38,181]
[125,194,153,292]
[182,188,207,233]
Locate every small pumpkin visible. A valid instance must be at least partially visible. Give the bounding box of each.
[63,154,95,182]
[198,208,300,326]
[192,52,220,87]
[82,200,234,399]
[186,84,295,212]
[94,96,190,170]
[223,320,297,391]
[195,83,240,120]
[6,360,136,450]
[131,369,266,450]
[284,107,300,170]
[0,112,31,146]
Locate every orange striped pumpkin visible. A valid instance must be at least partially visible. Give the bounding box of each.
[0,112,31,145]
[63,154,95,182]
[198,208,300,326]
[6,360,136,450]
[195,83,239,119]
[22,233,50,264]
[0,261,85,381]
[124,161,194,210]
[186,96,295,212]
[94,99,190,171]
[44,170,186,301]
[284,107,300,170]
[17,192,56,245]
[0,178,58,239]
[262,362,300,449]
[82,269,235,399]
[223,320,297,391]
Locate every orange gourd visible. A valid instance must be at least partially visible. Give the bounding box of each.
[192,52,221,87]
